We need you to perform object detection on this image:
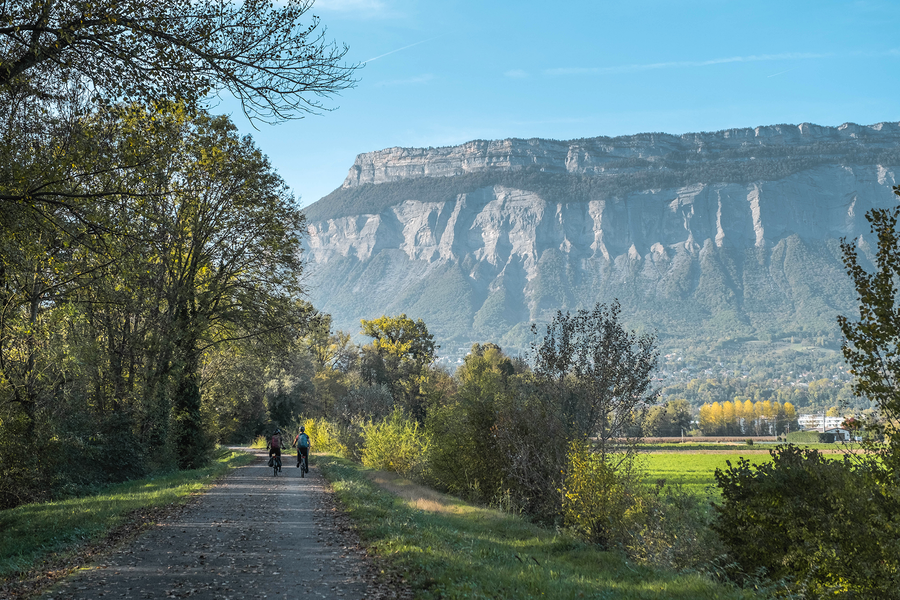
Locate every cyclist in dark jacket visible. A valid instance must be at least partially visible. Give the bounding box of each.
[267,429,283,466]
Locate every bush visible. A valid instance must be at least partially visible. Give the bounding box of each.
[713,444,900,598]
[490,394,569,519]
[299,418,351,458]
[630,482,726,571]
[425,344,517,502]
[360,408,431,479]
[561,439,642,547]
[561,440,724,568]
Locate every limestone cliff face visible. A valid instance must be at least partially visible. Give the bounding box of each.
[304,123,900,357]
[340,122,900,187]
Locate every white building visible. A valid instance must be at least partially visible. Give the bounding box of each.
[797,414,845,431]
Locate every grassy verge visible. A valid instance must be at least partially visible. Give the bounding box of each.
[318,454,759,600]
[0,447,253,580]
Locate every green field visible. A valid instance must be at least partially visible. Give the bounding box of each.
[640,452,773,497]
[640,445,854,497]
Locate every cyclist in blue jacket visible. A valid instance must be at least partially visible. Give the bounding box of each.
[294,426,311,471]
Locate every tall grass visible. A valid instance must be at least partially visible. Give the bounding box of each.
[318,454,758,600]
[0,447,252,578]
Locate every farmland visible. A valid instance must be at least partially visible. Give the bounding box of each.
[639,443,855,497]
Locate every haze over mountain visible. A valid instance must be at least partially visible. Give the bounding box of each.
[302,123,900,360]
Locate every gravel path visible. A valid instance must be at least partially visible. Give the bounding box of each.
[39,450,407,600]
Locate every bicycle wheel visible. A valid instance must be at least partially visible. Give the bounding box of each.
[300,455,305,478]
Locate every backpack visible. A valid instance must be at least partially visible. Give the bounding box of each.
[298,433,310,448]
[271,435,281,450]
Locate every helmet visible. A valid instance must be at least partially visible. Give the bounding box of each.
[300,426,305,432]
[275,428,281,434]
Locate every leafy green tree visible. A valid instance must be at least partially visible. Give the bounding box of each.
[264,352,315,429]
[0,0,356,122]
[360,314,438,421]
[838,186,900,475]
[302,312,354,372]
[136,107,306,466]
[360,314,437,367]
[200,342,269,444]
[0,0,357,501]
[644,399,692,437]
[428,343,518,500]
[530,301,659,459]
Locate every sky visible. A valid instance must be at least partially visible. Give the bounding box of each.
[220,0,900,207]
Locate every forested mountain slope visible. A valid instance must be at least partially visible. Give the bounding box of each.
[302,122,900,359]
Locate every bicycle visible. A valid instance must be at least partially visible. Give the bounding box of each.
[299,452,308,477]
[270,453,282,476]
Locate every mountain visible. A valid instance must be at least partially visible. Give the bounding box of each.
[301,123,900,361]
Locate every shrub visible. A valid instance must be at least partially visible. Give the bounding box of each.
[299,418,351,458]
[713,444,900,597]
[490,394,569,519]
[560,439,639,547]
[360,408,431,479]
[560,440,723,569]
[629,482,726,571]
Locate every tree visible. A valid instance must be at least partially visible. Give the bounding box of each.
[137,107,308,466]
[0,0,356,499]
[360,314,438,421]
[645,399,692,437]
[0,0,357,286]
[0,0,357,123]
[302,312,354,372]
[360,314,437,368]
[838,186,900,475]
[427,343,519,501]
[530,301,659,459]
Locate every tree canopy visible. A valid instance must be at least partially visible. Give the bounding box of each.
[0,0,357,122]
[838,185,900,474]
[530,301,659,455]
[361,314,437,368]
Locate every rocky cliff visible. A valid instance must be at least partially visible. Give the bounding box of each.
[302,123,900,358]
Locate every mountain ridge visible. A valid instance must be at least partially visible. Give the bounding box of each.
[301,122,900,360]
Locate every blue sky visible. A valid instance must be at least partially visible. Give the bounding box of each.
[223,0,900,206]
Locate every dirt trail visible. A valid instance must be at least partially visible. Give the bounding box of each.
[38,450,407,600]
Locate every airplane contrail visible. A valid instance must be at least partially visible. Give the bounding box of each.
[768,67,798,78]
[546,52,831,76]
[364,36,443,63]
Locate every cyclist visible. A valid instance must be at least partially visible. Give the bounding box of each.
[293,426,311,471]
[267,428,284,470]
